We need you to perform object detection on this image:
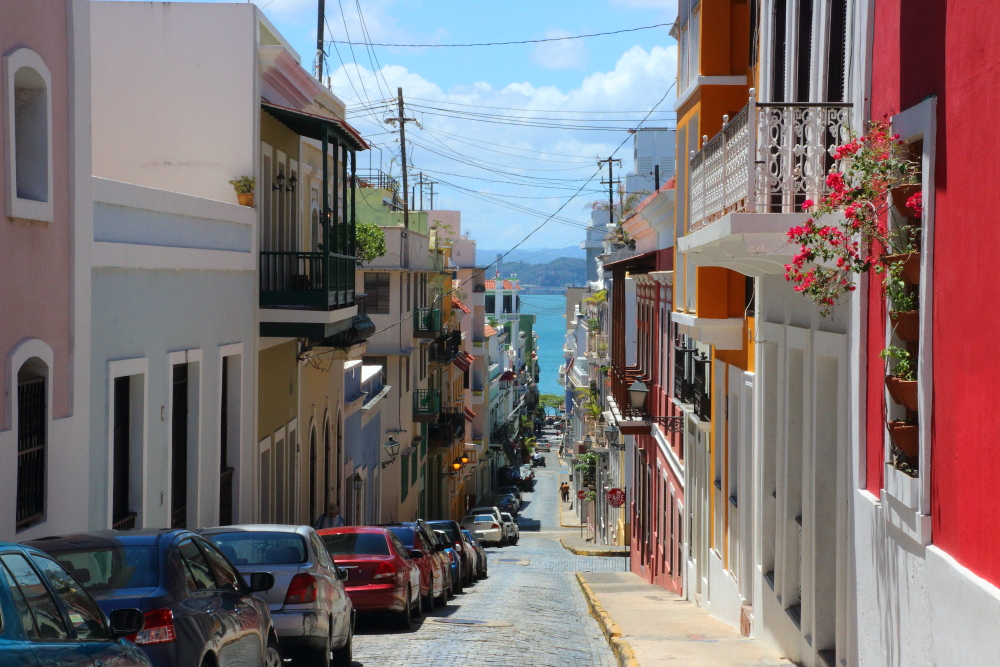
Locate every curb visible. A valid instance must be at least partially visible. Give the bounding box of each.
[560,535,628,558]
[576,572,640,667]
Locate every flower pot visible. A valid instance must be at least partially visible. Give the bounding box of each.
[237,192,255,207]
[883,252,921,284]
[891,184,921,218]
[885,376,919,411]
[887,421,919,459]
[890,310,920,342]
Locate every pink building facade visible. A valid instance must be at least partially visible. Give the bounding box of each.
[0,0,92,539]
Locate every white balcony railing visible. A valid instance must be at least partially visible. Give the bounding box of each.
[688,89,852,232]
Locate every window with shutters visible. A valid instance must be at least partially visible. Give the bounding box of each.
[364,272,390,314]
[795,0,814,102]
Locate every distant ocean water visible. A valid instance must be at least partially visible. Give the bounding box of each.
[519,294,568,398]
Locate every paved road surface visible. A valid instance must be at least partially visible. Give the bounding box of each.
[351,451,620,666]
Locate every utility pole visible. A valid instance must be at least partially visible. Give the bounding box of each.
[598,157,622,226]
[428,180,438,210]
[416,172,425,211]
[383,88,417,229]
[315,0,326,81]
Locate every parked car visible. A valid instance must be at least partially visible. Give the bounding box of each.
[317,527,421,630]
[383,524,449,609]
[498,485,523,504]
[25,530,280,667]
[426,520,474,587]
[461,514,503,546]
[535,439,551,452]
[500,512,520,545]
[431,530,462,595]
[495,494,519,515]
[201,525,354,666]
[469,506,504,526]
[0,542,150,666]
[461,530,488,579]
[408,520,455,599]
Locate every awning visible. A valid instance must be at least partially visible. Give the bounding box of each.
[261,101,368,151]
[464,406,476,421]
[453,352,474,372]
[452,296,471,314]
[499,370,515,382]
[603,249,657,273]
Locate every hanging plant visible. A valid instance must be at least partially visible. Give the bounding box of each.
[784,122,920,316]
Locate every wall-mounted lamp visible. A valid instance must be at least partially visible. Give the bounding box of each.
[380,436,401,469]
[273,168,286,192]
[351,472,363,491]
[287,173,297,193]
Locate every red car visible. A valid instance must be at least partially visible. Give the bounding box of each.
[318,527,422,630]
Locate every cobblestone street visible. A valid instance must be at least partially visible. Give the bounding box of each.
[352,452,622,666]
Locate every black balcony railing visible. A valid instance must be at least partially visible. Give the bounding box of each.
[674,345,696,404]
[414,389,442,420]
[693,356,710,422]
[430,330,462,363]
[414,308,442,337]
[260,252,355,310]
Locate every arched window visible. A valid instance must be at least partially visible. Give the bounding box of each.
[16,357,48,529]
[4,48,52,222]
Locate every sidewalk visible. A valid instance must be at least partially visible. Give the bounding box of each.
[560,534,628,557]
[577,572,794,667]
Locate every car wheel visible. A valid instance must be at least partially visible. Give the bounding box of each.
[264,641,282,667]
[331,623,353,666]
[422,589,433,613]
[397,587,413,630]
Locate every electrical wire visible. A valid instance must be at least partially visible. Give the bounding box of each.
[326,22,672,48]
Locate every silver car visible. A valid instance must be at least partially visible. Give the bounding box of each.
[203,525,354,666]
[500,512,520,545]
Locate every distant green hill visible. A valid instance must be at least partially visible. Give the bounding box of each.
[501,257,587,291]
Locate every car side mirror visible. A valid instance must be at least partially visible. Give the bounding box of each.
[433,543,446,552]
[336,567,349,581]
[109,608,144,638]
[247,572,275,593]
[409,550,424,560]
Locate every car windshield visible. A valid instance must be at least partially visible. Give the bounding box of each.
[44,546,158,591]
[502,514,514,521]
[322,532,390,556]
[207,532,307,565]
[387,527,415,548]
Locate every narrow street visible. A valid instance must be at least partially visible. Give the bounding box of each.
[353,452,621,666]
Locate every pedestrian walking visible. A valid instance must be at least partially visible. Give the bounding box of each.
[560,482,570,502]
[314,502,345,529]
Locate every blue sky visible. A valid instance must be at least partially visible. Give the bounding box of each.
[138,0,679,253]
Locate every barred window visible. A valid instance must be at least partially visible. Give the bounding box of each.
[17,359,47,530]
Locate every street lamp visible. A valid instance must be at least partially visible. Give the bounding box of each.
[380,436,401,469]
[460,454,470,465]
[605,423,624,451]
[351,473,363,491]
[583,435,593,450]
[452,459,463,472]
[628,379,684,433]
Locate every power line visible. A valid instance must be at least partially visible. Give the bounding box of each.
[326,22,672,48]
[402,96,679,115]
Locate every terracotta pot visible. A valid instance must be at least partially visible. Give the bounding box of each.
[887,421,919,458]
[890,310,920,342]
[237,192,255,207]
[885,376,919,411]
[891,184,922,218]
[883,252,921,284]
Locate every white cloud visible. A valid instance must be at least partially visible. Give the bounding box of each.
[328,44,678,248]
[531,30,588,70]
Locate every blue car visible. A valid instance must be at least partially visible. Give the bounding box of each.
[26,530,281,667]
[0,542,149,666]
[432,529,462,596]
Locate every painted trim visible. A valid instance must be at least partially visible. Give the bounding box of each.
[674,75,748,112]
[92,242,254,271]
[92,177,254,226]
[4,47,54,223]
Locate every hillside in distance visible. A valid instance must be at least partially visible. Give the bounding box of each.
[476,245,586,266]
[498,257,587,293]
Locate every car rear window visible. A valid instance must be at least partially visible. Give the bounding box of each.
[322,532,390,556]
[465,515,493,523]
[428,522,461,542]
[207,532,307,566]
[387,527,415,548]
[42,546,158,591]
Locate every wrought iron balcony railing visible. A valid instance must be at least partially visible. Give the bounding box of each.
[429,330,462,363]
[692,356,711,422]
[259,251,356,309]
[413,389,441,420]
[688,91,852,232]
[413,308,442,338]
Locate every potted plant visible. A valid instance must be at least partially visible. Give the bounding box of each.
[883,222,922,285]
[884,261,919,341]
[229,176,256,207]
[887,421,919,459]
[881,345,918,411]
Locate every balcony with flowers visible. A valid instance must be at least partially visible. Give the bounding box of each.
[678,90,852,276]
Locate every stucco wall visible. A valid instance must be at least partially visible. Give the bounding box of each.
[89,267,255,529]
